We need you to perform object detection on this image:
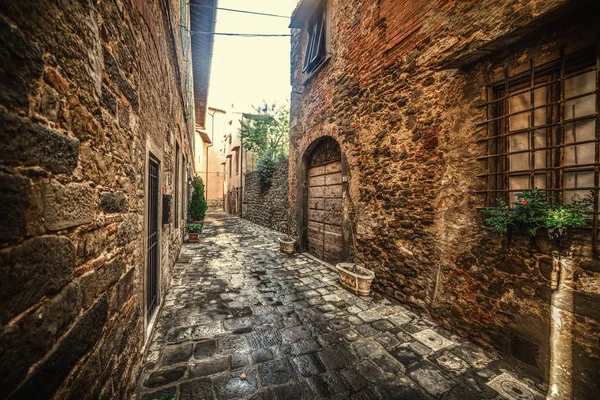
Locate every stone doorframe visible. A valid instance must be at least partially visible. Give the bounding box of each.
[297,135,354,262]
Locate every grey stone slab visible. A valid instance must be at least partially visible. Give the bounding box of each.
[180,378,214,400]
[160,343,193,366]
[247,330,283,349]
[318,343,357,370]
[309,371,350,396]
[293,353,326,377]
[193,339,217,360]
[215,369,259,400]
[409,362,456,397]
[190,356,230,378]
[252,348,274,363]
[373,353,404,374]
[371,319,395,332]
[273,382,316,400]
[329,318,351,331]
[341,368,369,392]
[258,359,296,386]
[355,360,388,383]
[353,340,388,359]
[231,353,250,369]
[355,324,379,338]
[291,338,321,356]
[390,347,422,369]
[144,366,187,388]
[282,325,313,343]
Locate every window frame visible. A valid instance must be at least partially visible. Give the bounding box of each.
[302,0,328,75]
[478,47,599,254]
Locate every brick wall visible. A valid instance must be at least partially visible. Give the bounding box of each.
[289,0,599,395]
[243,160,290,234]
[0,0,197,397]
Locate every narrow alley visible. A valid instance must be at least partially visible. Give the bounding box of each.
[135,212,545,400]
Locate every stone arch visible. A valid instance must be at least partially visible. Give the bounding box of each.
[297,135,352,263]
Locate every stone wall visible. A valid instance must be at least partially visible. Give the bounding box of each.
[289,0,600,397]
[243,160,290,234]
[0,0,196,398]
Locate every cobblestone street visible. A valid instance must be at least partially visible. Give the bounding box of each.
[135,211,546,400]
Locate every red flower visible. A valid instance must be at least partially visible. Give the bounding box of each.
[521,199,527,205]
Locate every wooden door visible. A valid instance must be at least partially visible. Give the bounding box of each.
[307,137,343,263]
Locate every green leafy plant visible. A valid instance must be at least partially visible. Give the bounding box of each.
[240,101,290,161]
[256,152,276,189]
[186,223,203,233]
[151,396,175,400]
[189,176,208,221]
[482,188,593,238]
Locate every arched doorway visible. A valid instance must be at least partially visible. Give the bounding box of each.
[305,137,344,263]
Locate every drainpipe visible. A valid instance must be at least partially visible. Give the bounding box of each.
[240,129,243,218]
[207,111,215,206]
[547,249,574,400]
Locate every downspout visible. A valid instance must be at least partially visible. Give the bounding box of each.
[207,111,215,205]
[240,129,243,218]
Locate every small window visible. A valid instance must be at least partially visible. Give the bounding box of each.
[303,1,327,74]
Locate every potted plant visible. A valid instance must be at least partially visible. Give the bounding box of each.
[278,236,296,254]
[482,188,594,240]
[336,263,375,296]
[187,223,202,243]
[189,176,208,224]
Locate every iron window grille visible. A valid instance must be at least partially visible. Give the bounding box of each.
[476,45,599,254]
[302,1,326,74]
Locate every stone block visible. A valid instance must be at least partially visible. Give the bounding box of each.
[0,109,79,174]
[0,173,30,242]
[0,16,43,108]
[0,282,81,397]
[180,378,214,400]
[100,191,127,213]
[0,235,74,324]
[109,267,135,314]
[43,180,95,231]
[80,256,125,308]
[144,366,187,388]
[257,359,295,386]
[9,295,108,399]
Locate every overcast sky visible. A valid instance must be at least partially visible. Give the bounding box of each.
[207,0,298,113]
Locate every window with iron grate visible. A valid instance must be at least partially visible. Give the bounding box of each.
[478,47,599,249]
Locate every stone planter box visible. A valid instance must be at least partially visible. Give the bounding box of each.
[188,232,199,243]
[336,263,375,296]
[278,237,296,254]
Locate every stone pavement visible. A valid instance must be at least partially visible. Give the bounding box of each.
[134,211,547,400]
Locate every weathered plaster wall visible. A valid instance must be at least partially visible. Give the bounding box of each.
[243,160,290,234]
[289,0,600,396]
[0,0,194,398]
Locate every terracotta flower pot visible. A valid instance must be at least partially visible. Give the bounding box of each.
[278,237,296,254]
[188,232,199,243]
[336,263,375,296]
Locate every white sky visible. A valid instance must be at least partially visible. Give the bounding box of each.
[207,0,298,113]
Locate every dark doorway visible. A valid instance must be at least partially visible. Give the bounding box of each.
[147,156,160,320]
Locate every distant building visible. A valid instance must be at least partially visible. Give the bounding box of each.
[195,106,228,207]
